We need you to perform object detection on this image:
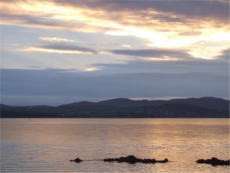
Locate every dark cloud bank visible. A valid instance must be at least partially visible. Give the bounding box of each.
[1,65,228,106]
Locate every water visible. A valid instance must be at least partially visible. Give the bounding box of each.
[1,118,229,173]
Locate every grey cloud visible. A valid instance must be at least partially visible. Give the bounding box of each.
[30,43,193,59]
[2,13,52,25]
[2,0,228,34]
[2,0,228,33]
[149,1,229,22]
[94,58,229,76]
[1,66,229,105]
[217,48,229,61]
[1,0,28,2]
[151,14,186,23]
[39,43,97,54]
[109,48,193,59]
[1,13,86,29]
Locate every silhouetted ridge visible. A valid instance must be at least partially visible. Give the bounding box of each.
[168,97,229,111]
[1,97,229,118]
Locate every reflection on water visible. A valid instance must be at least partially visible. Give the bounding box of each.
[1,118,229,172]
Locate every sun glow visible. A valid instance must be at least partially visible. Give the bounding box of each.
[21,47,95,55]
[143,57,179,61]
[79,66,101,72]
[39,37,75,43]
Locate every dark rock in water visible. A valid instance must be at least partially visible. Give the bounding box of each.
[157,158,169,163]
[196,159,206,164]
[196,157,230,166]
[142,159,156,164]
[104,155,168,164]
[70,158,82,163]
[119,155,139,164]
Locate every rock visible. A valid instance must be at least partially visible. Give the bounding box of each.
[104,155,168,164]
[157,158,168,163]
[119,155,139,164]
[196,159,205,164]
[70,158,82,163]
[196,157,230,166]
[142,159,156,164]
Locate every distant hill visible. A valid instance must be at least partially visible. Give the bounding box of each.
[1,97,229,118]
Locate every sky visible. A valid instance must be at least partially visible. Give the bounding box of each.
[0,0,229,106]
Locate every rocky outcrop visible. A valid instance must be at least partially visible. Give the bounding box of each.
[196,157,230,166]
[70,158,82,163]
[104,155,168,164]
[70,156,230,166]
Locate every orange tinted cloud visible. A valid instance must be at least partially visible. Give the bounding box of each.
[1,0,229,60]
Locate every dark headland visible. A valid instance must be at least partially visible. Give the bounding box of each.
[1,97,229,118]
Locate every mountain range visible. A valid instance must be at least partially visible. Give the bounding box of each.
[1,97,229,118]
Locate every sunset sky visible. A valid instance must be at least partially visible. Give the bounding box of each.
[1,0,229,105]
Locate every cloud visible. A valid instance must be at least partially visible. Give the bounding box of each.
[39,37,75,43]
[78,66,101,72]
[216,48,229,61]
[20,36,194,60]
[109,48,193,60]
[1,68,229,105]
[53,0,229,22]
[40,44,97,53]
[22,43,98,54]
[0,1,118,32]
[1,13,61,27]
[147,1,229,22]
[1,0,229,55]
[20,41,195,60]
[94,57,229,77]
[2,0,228,33]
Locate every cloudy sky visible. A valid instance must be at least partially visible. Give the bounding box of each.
[1,0,229,106]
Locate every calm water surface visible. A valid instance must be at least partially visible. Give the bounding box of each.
[1,118,229,172]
